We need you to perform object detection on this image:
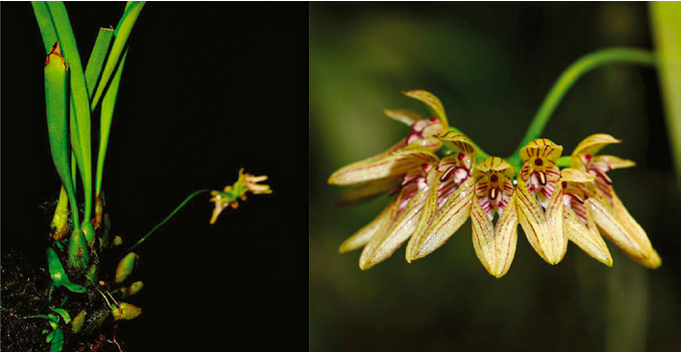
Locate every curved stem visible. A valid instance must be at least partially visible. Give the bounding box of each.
[506,48,656,168]
[127,189,212,251]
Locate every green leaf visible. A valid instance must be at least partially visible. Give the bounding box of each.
[96,49,128,196]
[91,1,145,110]
[85,28,115,98]
[44,42,80,229]
[47,247,86,293]
[49,307,71,324]
[31,2,58,53]
[46,2,94,222]
[49,329,64,352]
[650,2,681,176]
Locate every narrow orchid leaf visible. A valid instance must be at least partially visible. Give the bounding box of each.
[85,28,115,98]
[31,2,58,53]
[96,49,128,196]
[91,1,145,110]
[46,2,94,222]
[44,42,80,229]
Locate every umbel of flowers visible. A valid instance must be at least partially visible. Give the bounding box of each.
[329,90,660,278]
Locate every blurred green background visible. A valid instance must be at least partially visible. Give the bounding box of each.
[310,3,679,352]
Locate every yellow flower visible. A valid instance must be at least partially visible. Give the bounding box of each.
[559,168,613,266]
[569,134,660,268]
[405,133,477,262]
[209,168,271,224]
[328,90,448,204]
[469,157,519,278]
[336,147,439,269]
[239,168,272,195]
[516,139,567,265]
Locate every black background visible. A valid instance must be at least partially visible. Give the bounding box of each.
[2,2,308,351]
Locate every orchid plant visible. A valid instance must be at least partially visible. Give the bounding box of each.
[329,48,662,278]
[26,2,271,351]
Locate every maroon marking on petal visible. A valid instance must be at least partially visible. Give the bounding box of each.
[458,152,466,160]
[490,174,498,183]
[429,117,438,123]
[585,154,592,161]
[535,158,543,166]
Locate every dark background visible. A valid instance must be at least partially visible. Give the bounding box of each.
[2,2,308,351]
[310,2,680,352]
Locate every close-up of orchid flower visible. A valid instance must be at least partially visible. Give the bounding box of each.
[312,5,678,349]
[329,91,663,278]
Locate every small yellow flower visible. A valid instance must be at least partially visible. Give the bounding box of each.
[569,134,660,268]
[516,139,567,265]
[336,147,439,270]
[328,90,448,198]
[209,169,271,224]
[559,168,613,266]
[469,157,519,278]
[405,133,477,262]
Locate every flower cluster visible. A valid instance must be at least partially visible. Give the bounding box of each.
[329,90,660,277]
[210,168,272,224]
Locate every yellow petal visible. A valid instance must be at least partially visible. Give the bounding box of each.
[516,178,564,264]
[435,131,476,156]
[384,109,424,126]
[471,191,518,278]
[404,169,441,261]
[359,171,436,270]
[571,134,621,157]
[560,168,595,183]
[629,248,662,269]
[473,156,515,178]
[492,192,519,277]
[592,155,636,169]
[328,145,437,185]
[546,179,567,262]
[611,191,656,258]
[339,198,397,253]
[406,177,475,261]
[588,197,650,260]
[564,204,613,266]
[402,90,449,127]
[337,177,401,206]
[519,139,563,162]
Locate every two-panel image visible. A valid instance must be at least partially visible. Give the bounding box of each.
[1,2,680,352]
